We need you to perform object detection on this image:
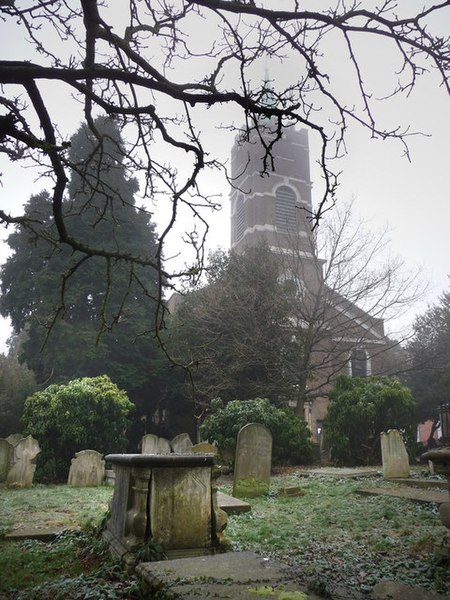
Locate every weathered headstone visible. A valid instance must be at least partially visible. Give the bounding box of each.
[0,439,13,483]
[381,429,410,479]
[6,434,28,471]
[171,433,193,454]
[5,433,23,448]
[233,423,272,498]
[68,449,105,486]
[191,442,218,455]
[6,435,40,488]
[141,434,171,455]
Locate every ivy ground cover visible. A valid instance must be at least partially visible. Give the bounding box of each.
[223,473,449,597]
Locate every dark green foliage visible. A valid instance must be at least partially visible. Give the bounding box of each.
[0,344,36,437]
[22,375,134,481]
[135,539,167,563]
[200,398,312,466]
[0,117,168,445]
[324,376,416,466]
[406,289,450,425]
[0,529,145,599]
[167,247,297,410]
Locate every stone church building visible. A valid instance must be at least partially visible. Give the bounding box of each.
[229,124,392,440]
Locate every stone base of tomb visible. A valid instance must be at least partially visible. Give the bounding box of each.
[103,453,227,564]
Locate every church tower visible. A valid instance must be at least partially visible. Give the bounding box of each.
[230,126,314,251]
[229,125,320,287]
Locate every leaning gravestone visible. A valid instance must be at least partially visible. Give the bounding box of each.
[68,449,105,487]
[141,433,171,455]
[381,429,410,479]
[6,435,40,488]
[0,439,13,483]
[171,433,193,454]
[233,423,272,498]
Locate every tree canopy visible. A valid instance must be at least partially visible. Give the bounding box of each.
[201,397,312,466]
[0,117,168,444]
[0,343,37,437]
[273,201,421,407]
[167,246,296,411]
[406,288,450,424]
[0,0,448,304]
[168,203,420,417]
[324,375,416,466]
[22,375,134,481]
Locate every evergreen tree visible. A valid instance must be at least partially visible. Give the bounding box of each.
[0,118,167,445]
[406,288,450,430]
[167,246,296,411]
[0,336,37,437]
[324,376,416,466]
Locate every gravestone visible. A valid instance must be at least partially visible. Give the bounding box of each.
[191,442,218,455]
[233,423,272,498]
[6,435,40,488]
[5,433,23,448]
[381,429,410,479]
[6,433,24,464]
[142,434,171,455]
[68,449,105,486]
[0,439,13,483]
[171,433,193,454]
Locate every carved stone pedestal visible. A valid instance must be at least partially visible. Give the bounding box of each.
[103,453,227,564]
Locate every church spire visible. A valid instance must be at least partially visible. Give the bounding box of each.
[260,65,277,112]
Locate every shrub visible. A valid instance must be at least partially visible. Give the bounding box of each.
[200,398,312,466]
[22,375,134,481]
[324,375,416,466]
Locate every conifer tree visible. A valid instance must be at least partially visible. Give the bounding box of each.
[1,118,167,444]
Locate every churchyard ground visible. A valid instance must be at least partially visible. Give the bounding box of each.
[0,471,449,598]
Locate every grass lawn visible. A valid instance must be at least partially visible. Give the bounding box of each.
[223,472,450,597]
[0,485,145,599]
[0,484,113,534]
[0,473,449,598]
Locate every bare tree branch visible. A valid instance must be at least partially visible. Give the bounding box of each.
[0,0,448,335]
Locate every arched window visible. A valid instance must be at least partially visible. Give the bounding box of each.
[277,271,304,297]
[275,185,298,233]
[350,349,369,377]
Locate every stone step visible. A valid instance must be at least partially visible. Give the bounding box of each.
[136,552,449,600]
[356,486,448,504]
[137,551,324,599]
[217,491,251,514]
[4,527,74,541]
